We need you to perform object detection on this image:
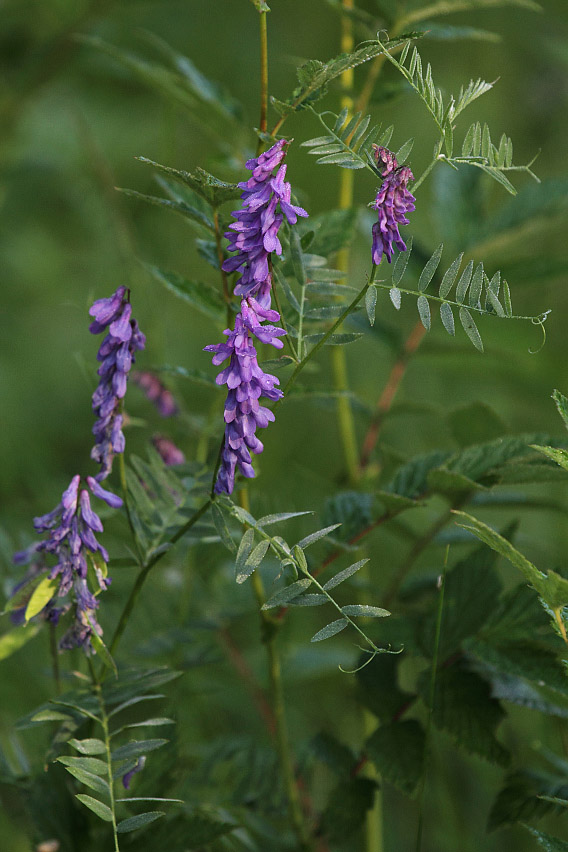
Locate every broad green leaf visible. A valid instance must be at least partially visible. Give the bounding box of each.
[366,720,425,796]
[323,559,370,591]
[296,524,341,549]
[420,667,509,766]
[117,811,165,834]
[489,769,568,832]
[311,618,349,642]
[320,778,376,842]
[466,638,568,697]
[76,794,113,822]
[417,243,443,292]
[262,579,312,610]
[111,739,168,762]
[341,605,390,618]
[25,576,58,622]
[357,654,414,723]
[0,624,41,661]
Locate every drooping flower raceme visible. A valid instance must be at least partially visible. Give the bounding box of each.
[90,286,146,481]
[14,475,122,653]
[205,139,308,495]
[371,145,416,265]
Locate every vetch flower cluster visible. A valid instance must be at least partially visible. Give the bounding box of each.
[15,475,122,653]
[12,287,143,654]
[205,139,308,495]
[90,286,146,481]
[371,145,416,265]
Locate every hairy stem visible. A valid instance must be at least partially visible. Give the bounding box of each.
[89,661,120,852]
[280,266,377,401]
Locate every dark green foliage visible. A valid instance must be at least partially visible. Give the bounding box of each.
[366,720,425,796]
[320,777,377,842]
[489,770,568,831]
[356,654,414,723]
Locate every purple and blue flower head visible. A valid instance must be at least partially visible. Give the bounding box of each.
[89,286,146,482]
[205,139,308,495]
[371,145,416,266]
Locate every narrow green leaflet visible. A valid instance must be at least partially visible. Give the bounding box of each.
[311,618,349,642]
[68,738,106,755]
[417,294,431,330]
[146,266,224,321]
[116,811,165,834]
[440,302,455,335]
[525,826,568,851]
[459,306,484,351]
[111,739,168,762]
[76,794,113,822]
[341,605,390,618]
[553,389,568,432]
[439,252,463,298]
[417,243,443,292]
[323,559,370,591]
[262,579,312,610]
[211,503,237,553]
[296,524,341,549]
[237,539,270,584]
[365,286,377,326]
[392,237,413,286]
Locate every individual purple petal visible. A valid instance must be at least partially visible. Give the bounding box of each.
[122,756,146,790]
[86,476,123,509]
[109,303,133,342]
[79,490,104,533]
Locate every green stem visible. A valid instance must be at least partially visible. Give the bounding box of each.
[412,139,444,193]
[280,265,377,402]
[89,661,120,852]
[415,547,448,852]
[109,499,212,656]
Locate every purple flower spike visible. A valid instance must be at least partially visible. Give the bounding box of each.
[370,145,415,265]
[89,287,145,481]
[206,140,308,494]
[13,474,121,654]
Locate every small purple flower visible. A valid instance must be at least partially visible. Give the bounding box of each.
[12,474,120,654]
[122,756,146,790]
[371,145,415,265]
[132,370,179,417]
[205,140,308,495]
[152,435,185,466]
[89,288,146,481]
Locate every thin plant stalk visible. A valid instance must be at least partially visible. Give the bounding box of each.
[240,488,311,851]
[89,659,121,852]
[416,547,448,852]
[330,0,360,486]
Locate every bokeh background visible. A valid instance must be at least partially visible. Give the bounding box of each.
[1,1,568,850]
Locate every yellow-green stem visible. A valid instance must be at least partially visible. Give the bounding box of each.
[89,661,120,852]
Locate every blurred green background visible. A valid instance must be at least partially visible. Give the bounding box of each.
[1,1,568,850]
